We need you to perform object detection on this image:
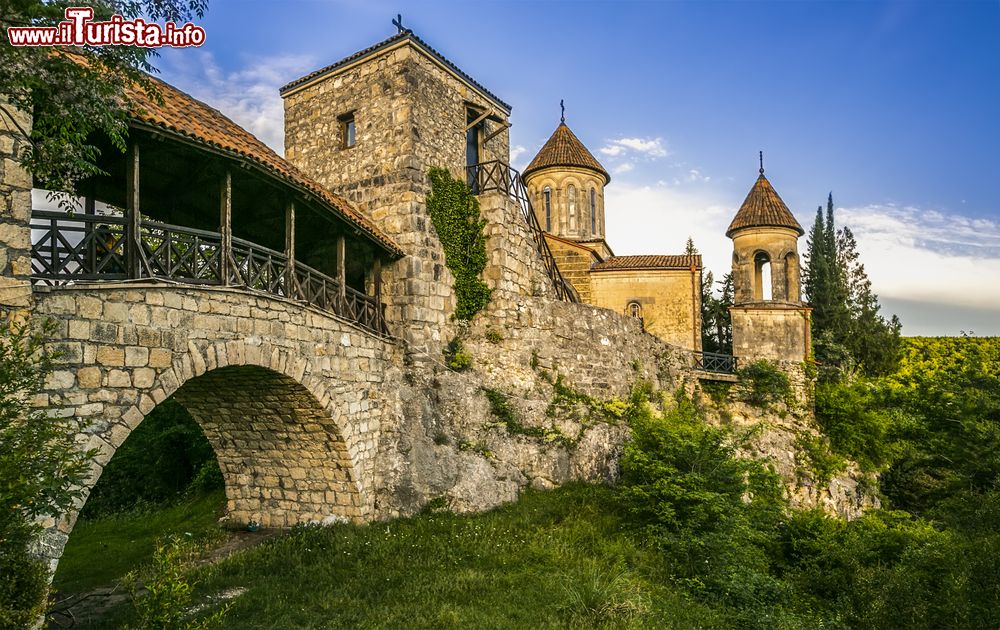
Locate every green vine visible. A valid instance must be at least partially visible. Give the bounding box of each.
[426,167,492,320]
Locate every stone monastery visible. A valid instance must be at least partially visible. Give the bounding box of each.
[0,24,862,577]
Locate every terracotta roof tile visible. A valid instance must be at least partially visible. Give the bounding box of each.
[591,255,701,271]
[726,173,804,238]
[279,31,511,113]
[125,74,403,256]
[523,123,610,183]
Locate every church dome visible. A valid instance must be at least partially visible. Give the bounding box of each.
[726,170,803,238]
[523,123,610,184]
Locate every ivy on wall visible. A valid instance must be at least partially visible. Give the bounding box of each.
[426,168,492,320]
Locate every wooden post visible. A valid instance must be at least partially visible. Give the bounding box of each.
[374,257,383,334]
[125,142,140,279]
[84,194,96,274]
[336,234,346,313]
[219,170,232,285]
[284,201,295,298]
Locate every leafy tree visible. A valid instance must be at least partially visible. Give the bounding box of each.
[701,272,732,354]
[0,0,208,194]
[684,236,697,256]
[803,193,900,378]
[0,320,95,626]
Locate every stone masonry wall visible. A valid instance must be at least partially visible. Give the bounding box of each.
[0,100,32,317]
[478,190,556,301]
[284,42,511,360]
[31,284,401,570]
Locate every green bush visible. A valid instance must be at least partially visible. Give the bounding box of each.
[793,432,846,486]
[735,359,792,408]
[426,167,492,320]
[443,337,472,371]
[0,320,94,625]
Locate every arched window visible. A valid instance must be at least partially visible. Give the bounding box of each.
[627,301,642,319]
[543,187,552,231]
[754,252,772,301]
[590,188,597,234]
[568,185,577,232]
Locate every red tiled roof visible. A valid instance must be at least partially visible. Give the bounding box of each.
[726,173,804,238]
[279,31,511,113]
[523,123,610,184]
[125,74,403,256]
[591,255,701,271]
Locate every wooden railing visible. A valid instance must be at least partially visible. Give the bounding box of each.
[466,160,578,303]
[693,351,738,374]
[29,210,389,337]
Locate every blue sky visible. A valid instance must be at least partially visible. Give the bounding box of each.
[155,0,1000,335]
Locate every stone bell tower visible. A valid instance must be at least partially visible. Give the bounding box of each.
[727,157,811,363]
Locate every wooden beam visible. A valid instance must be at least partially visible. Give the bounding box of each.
[125,142,140,278]
[336,235,346,311]
[219,169,233,285]
[84,194,96,274]
[374,257,383,334]
[285,201,296,298]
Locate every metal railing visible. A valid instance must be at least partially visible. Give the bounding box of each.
[693,351,738,374]
[466,160,578,302]
[29,210,388,337]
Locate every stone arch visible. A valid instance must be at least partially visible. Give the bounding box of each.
[40,336,369,575]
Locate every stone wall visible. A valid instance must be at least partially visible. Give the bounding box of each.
[545,236,597,303]
[478,190,555,300]
[590,267,703,351]
[372,294,698,518]
[283,41,512,359]
[31,283,400,569]
[731,304,812,363]
[0,100,32,317]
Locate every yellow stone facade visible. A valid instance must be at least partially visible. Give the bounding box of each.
[523,122,703,352]
[589,267,702,351]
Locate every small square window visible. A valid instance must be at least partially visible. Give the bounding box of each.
[339,112,356,149]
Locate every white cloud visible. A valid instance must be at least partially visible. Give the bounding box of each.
[600,136,668,158]
[612,162,635,175]
[510,145,528,170]
[838,204,1000,310]
[158,50,317,154]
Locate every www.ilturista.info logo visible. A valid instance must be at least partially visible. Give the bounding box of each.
[7,7,205,47]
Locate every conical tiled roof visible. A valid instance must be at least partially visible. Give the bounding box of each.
[523,123,610,184]
[726,172,804,237]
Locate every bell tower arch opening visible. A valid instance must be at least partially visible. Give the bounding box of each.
[754,251,772,301]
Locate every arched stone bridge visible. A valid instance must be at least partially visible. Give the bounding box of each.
[33,282,400,565]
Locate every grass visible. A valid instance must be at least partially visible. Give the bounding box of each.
[76,484,726,629]
[52,490,227,594]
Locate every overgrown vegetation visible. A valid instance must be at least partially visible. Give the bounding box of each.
[443,336,472,371]
[426,168,492,320]
[0,320,94,627]
[735,359,792,408]
[483,387,573,447]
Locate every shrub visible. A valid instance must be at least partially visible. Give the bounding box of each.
[443,337,471,371]
[0,320,95,625]
[794,432,846,486]
[485,329,503,344]
[735,360,792,408]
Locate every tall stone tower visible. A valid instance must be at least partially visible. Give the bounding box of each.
[727,161,811,363]
[280,29,513,357]
[522,117,610,245]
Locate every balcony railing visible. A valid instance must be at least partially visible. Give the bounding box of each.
[693,351,738,374]
[466,160,578,303]
[29,210,389,337]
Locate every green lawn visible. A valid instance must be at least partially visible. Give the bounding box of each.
[52,490,227,594]
[74,484,725,629]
